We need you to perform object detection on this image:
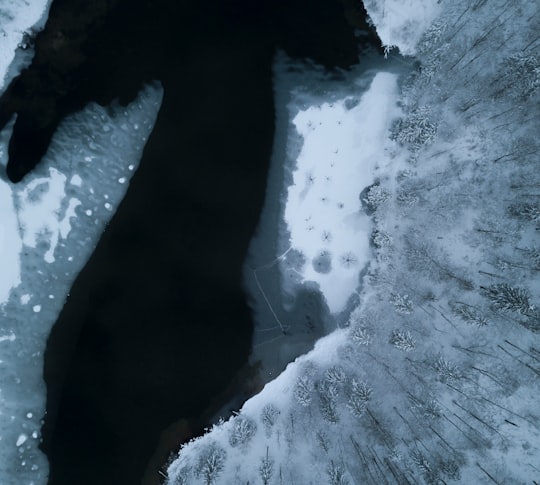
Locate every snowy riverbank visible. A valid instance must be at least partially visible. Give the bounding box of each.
[166,0,540,483]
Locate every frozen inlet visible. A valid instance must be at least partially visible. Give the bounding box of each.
[244,52,406,378]
[0,85,163,483]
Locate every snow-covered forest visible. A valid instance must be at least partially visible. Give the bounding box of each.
[166,0,540,483]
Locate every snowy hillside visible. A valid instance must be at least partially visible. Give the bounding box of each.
[166,0,540,483]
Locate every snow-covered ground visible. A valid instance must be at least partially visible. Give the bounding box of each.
[0,9,163,484]
[166,0,540,483]
[283,70,400,313]
[0,0,53,92]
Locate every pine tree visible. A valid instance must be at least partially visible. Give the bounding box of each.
[391,293,414,314]
[327,461,349,485]
[389,329,416,351]
[259,448,274,485]
[347,378,372,417]
[318,381,339,423]
[481,283,534,315]
[392,106,438,151]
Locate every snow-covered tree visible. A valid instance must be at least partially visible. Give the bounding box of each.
[318,381,339,423]
[481,283,534,315]
[228,416,256,448]
[261,404,281,436]
[259,448,274,485]
[450,302,488,326]
[294,375,313,407]
[433,355,462,383]
[389,329,416,351]
[346,378,372,418]
[391,293,414,314]
[363,184,390,212]
[350,326,372,346]
[327,461,349,485]
[391,106,437,151]
[499,53,540,100]
[195,443,226,485]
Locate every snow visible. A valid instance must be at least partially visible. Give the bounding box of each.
[0,0,53,92]
[244,52,411,381]
[0,171,22,305]
[284,72,401,313]
[362,0,442,56]
[0,9,163,481]
[166,1,540,483]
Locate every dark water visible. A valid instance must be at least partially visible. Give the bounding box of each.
[0,0,379,483]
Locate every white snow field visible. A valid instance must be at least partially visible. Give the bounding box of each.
[0,8,163,484]
[166,0,540,483]
[283,70,400,314]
